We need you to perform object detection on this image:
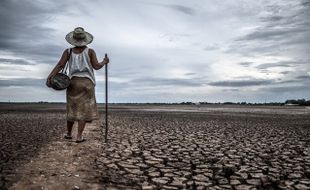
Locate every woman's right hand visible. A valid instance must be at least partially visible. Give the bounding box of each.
[46,77,52,87]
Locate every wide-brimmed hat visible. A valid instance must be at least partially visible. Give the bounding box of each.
[65,27,93,47]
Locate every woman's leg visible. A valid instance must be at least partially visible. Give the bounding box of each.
[67,121,74,136]
[77,121,86,140]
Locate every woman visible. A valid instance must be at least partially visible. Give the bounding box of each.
[46,27,109,143]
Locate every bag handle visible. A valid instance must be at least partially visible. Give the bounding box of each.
[61,48,72,74]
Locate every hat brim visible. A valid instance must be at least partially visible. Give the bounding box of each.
[65,31,93,47]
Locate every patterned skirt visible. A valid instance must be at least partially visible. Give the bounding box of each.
[66,77,99,122]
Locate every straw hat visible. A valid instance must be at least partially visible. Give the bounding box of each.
[65,27,93,47]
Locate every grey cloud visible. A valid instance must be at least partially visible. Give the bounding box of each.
[225,0,310,97]
[259,85,310,94]
[0,0,71,61]
[228,0,310,55]
[280,71,290,75]
[147,3,195,16]
[296,75,310,79]
[0,78,45,87]
[222,88,240,92]
[1,0,309,103]
[255,61,295,70]
[238,62,253,67]
[96,77,207,93]
[185,72,196,76]
[208,79,274,87]
[271,76,310,86]
[96,80,130,91]
[260,16,284,23]
[204,44,219,51]
[302,0,310,6]
[159,33,192,43]
[276,79,302,84]
[0,58,35,65]
[238,27,308,42]
[167,5,195,15]
[130,77,205,87]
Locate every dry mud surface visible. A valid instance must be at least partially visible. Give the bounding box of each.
[0,109,66,189]
[0,104,310,189]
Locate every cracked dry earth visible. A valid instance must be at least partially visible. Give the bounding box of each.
[97,111,310,190]
[0,107,103,190]
[1,105,310,190]
[9,120,103,190]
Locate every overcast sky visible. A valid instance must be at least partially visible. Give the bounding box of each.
[0,0,309,103]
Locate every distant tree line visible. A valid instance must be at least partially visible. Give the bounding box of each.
[284,99,310,106]
[199,101,285,106]
[182,99,310,106]
[2,99,310,106]
[183,101,286,106]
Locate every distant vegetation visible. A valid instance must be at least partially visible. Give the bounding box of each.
[1,99,310,106]
[284,99,310,106]
[181,99,310,106]
[108,99,310,106]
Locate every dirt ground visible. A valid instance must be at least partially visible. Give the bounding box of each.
[0,104,310,190]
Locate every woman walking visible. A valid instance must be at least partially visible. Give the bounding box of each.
[46,27,109,143]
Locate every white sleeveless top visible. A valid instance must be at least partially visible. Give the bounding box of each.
[67,47,96,85]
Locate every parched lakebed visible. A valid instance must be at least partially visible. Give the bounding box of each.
[1,104,310,189]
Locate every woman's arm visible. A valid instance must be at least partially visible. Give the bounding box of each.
[46,49,69,87]
[89,48,109,70]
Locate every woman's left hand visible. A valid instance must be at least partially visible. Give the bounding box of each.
[103,53,109,65]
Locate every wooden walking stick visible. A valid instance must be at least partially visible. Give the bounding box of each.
[105,53,109,143]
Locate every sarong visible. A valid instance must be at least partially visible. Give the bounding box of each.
[66,77,99,122]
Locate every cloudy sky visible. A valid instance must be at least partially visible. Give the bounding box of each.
[0,0,309,103]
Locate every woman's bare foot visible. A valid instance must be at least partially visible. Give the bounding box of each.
[64,134,72,139]
[75,136,86,143]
